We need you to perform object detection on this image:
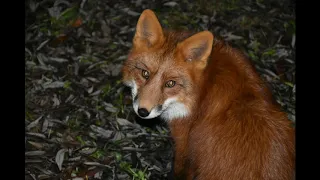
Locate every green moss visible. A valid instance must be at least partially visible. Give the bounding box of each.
[26,111,34,121]
[248,50,259,61]
[262,48,276,57]
[119,161,147,180]
[64,81,72,89]
[91,149,106,159]
[76,135,85,145]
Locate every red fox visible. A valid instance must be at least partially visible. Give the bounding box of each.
[122,9,295,180]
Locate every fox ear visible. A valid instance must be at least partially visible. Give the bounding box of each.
[178,31,214,69]
[133,9,164,48]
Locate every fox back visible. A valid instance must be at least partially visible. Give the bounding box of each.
[122,9,295,180]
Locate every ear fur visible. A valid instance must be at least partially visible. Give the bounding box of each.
[177,31,214,69]
[133,9,164,48]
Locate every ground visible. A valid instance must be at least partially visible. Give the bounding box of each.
[25,0,295,179]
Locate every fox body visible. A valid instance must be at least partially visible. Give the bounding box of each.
[122,9,295,180]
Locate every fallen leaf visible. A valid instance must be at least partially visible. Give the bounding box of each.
[43,81,65,89]
[71,17,83,27]
[25,151,46,156]
[55,148,68,171]
[163,2,178,7]
[26,116,43,131]
[90,125,113,139]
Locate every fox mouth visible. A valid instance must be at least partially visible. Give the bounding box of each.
[132,96,189,121]
[132,98,164,119]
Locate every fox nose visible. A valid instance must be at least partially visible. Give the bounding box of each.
[138,108,149,117]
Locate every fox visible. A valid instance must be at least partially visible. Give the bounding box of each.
[122,9,295,180]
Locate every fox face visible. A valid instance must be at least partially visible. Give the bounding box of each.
[123,56,189,120]
[122,10,213,121]
[123,50,194,121]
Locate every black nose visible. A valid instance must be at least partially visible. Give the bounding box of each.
[138,108,149,117]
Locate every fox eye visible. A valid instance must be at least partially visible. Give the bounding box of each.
[142,70,149,79]
[165,80,176,88]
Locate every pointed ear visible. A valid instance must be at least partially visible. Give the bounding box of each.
[133,9,164,48]
[177,31,214,69]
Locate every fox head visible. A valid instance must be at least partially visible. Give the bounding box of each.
[122,9,214,121]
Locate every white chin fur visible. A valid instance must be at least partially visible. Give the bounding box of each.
[160,100,189,121]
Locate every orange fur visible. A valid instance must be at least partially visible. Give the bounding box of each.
[122,9,295,180]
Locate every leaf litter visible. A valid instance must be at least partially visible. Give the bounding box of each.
[25,0,295,179]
